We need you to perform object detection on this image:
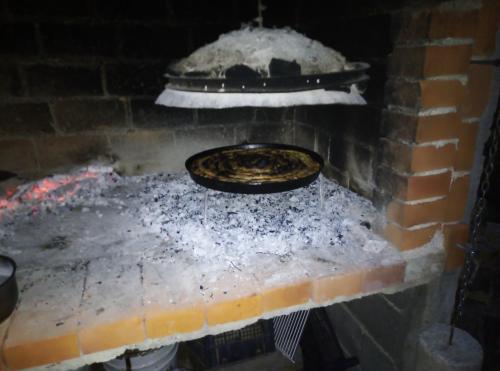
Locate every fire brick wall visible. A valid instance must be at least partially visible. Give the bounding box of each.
[327,2,500,371]
[0,0,263,176]
[0,0,399,188]
[380,0,499,261]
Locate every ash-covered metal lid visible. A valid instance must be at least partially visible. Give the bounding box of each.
[156,27,369,108]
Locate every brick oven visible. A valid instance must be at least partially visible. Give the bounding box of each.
[0,0,499,370]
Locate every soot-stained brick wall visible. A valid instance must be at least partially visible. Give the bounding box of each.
[0,0,397,200]
[294,12,393,200]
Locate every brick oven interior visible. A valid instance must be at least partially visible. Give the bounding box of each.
[1,0,499,370]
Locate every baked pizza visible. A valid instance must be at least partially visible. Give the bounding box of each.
[189,147,321,184]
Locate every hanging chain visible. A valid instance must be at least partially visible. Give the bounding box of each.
[449,101,500,344]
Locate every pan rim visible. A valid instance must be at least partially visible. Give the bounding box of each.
[185,143,324,194]
[0,255,16,289]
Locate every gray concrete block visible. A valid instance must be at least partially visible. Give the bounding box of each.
[326,304,364,357]
[0,102,54,136]
[416,324,483,371]
[425,271,460,325]
[345,294,411,359]
[326,303,399,371]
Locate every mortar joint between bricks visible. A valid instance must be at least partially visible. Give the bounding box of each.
[394,195,447,205]
[313,130,319,152]
[414,139,459,148]
[418,107,458,116]
[387,76,422,84]
[101,65,109,96]
[123,97,134,128]
[451,170,470,181]
[115,24,124,59]
[441,221,466,227]
[389,75,469,86]
[250,108,257,123]
[16,64,29,96]
[426,74,468,86]
[327,136,332,163]
[386,105,420,116]
[33,22,45,55]
[403,222,441,231]
[388,219,442,231]
[385,105,413,114]
[397,102,461,118]
[281,107,291,122]
[379,294,404,314]
[30,137,42,172]
[461,117,480,124]
[394,137,459,148]
[104,133,113,153]
[47,102,64,135]
[193,109,199,125]
[407,168,453,177]
[394,38,474,48]
[231,126,238,145]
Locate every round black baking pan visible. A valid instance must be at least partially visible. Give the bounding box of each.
[0,255,18,323]
[185,143,324,194]
[166,62,369,93]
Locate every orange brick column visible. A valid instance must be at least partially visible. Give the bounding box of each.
[379,4,499,270]
[443,0,500,271]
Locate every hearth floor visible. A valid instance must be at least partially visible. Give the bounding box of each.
[0,167,444,370]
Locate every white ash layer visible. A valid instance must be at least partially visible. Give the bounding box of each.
[0,167,387,270]
[172,27,347,78]
[155,86,366,108]
[134,173,381,264]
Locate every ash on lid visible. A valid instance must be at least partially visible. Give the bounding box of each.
[158,27,367,108]
[171,27,348,78]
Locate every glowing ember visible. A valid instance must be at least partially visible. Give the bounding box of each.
[0,167,116,221]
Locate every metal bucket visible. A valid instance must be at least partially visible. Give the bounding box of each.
[0,255,18,323]
[103,344,178,371]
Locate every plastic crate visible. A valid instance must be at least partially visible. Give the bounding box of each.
[187,319,275,369]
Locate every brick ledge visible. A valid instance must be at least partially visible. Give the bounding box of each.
[0,241,445,370]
